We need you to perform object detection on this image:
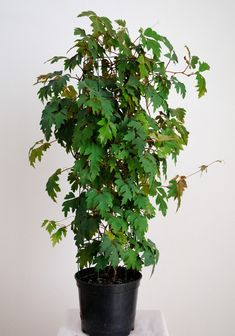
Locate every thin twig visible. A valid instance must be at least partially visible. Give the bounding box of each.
[186,160,223,178]
[69,75,80,81]
[161,160,223,188]
[48,139,56,144]
[166,46,192,76]
[61,167,72,173]
[145,96,152,117]
[56,215,74,224]
[166,69,195,77]
[165,58,172,70]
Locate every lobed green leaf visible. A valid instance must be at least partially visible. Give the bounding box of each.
[46,168,62,202]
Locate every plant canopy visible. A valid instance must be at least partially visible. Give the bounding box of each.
[29,11,210,273]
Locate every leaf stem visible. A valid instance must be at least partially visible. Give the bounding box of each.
[56,215,74,224]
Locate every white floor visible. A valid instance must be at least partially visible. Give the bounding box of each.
[57,309,170,336]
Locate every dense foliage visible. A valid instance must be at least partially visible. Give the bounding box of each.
[29,11,209,273]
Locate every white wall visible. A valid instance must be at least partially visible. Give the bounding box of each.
[1,1,234,335]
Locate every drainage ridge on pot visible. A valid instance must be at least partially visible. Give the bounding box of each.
[75,267,142,336]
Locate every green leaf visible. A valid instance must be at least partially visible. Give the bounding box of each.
[108,216,128,233]
[144,27,158,39]
[67,170,79,192]
[46,168,62,202]
[85,143,104,181]
[46,56,67,64]
[115,177,133,204]
[123,249,138,269]
[84,93,114,119]
[45,73,70,97]
[74,213,99,242]
[74,161,86,187]
[171,77,186,98]
[145,39,161,58]
[55,119,76,152]
[95,255,109,271]
[100,16,113,32]
[73,193,99,245]
[191,56,199,69]
[115,19,126,27]
[62,192,77,217]
[100,97,114,118]
[196,72,207,98]
[144,27,173,51]
[72,122,95,151]
[90,16,106,35]
[42,219,57,235]
[51,227,67,246]
[140,153,157,181]
[167,179,177,198]
[77,241,100,269]
[100,234,119,268]
[64,54,82,71]
[40,101,67,141]
[138,54,148,78]
[29,140,51,167]
[85,189,98,210]
[123,130,135,142]
[77,247,92,269]
[134,215,148,237]
[126,212,148,238]
[37,85,52,102]
[146,86,163,110]
[134,194,155,217]
[155,194,168,216]
[74,27,86,36]
[98,118,117,144]
[84,99,101,114]
[169,108,186,123]
[77,10,97,18]
[171,51,178,64]
[143,239,159,275]
[143,249,156,266]
[199,62,210,72]
[81,217,99,240]
[96,190,113,216]
[134,194,148,209]
[86,189,113,217]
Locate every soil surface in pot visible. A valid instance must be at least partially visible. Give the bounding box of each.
[78,267,140,285]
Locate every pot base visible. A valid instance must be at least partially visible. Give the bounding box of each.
[82,329,133,336]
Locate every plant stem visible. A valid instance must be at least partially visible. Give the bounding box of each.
[166,68,195,77]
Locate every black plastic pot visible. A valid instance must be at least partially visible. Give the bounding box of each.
[75,267,142,336]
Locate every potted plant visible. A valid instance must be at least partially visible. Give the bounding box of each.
[29,10,210,336]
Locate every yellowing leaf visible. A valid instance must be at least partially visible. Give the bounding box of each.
[168,175,187,211]
[106,231,115,241]
[51,227,67,246]
[62,85,77,100]
[156,134,178,142]
[29,140,51,167]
